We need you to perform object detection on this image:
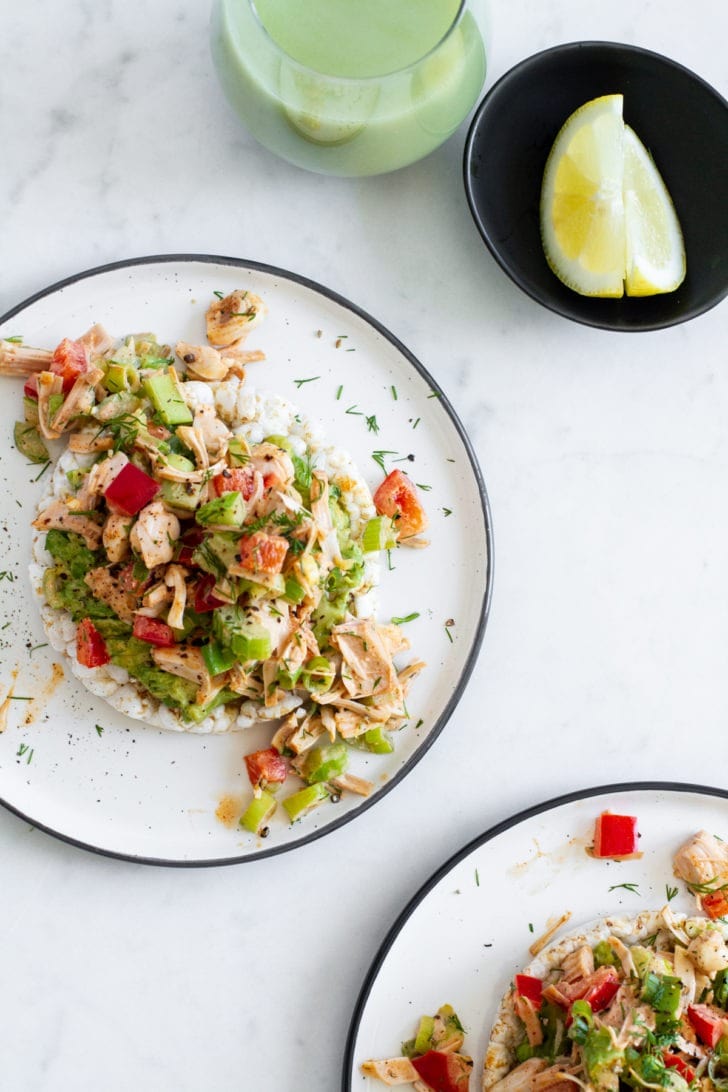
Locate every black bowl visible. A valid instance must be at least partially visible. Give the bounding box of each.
[463,42,728,331]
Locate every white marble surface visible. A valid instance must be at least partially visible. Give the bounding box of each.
[1,2,726,1090]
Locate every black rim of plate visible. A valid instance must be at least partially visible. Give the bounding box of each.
[342,779,728,1088]
[0,253,495,867]
[463,41,728,332]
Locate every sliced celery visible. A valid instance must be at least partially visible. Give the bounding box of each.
[282,782,329,822]
[300,656,334,694]
[240,790,277,834]
[413,1014,435,1055]
[142,371,192,426]
[301,743,348,784]
[362,515,397,553]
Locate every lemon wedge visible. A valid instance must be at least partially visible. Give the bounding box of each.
[623,124,686,295]
[540,94,686,298]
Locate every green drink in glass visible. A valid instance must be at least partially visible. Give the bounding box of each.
[210,0,487,176]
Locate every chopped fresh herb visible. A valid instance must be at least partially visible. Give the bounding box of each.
[416,483,431,491]
[293,376,320,388]
[0,571,15,582]
[444,625,453,643]
[391,385,398,400]
[95,724,105,737]
[365,414,379,434]
[686,876,728,895]
[33,461,52,481]
[345,404,363,416]
[9,696,32,701]
[371,450,397,473]
[475,868,480,887]
[412,417,420,429]
[427,390,441,399]
[4,335,23,343]
[665,884,678,902]
[608,882,641,894]
[1,621,10,630]
[16,743,33,764]
[391,612,420,625]
[386,549,395,571]
[213,290,224,299]
[442,507,452,517]
[336,384,343,400]
[345,348,356,352]
[528,922,534,933]
[415,718,423,729]
[29,644,48,655]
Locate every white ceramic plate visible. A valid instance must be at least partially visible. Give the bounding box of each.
[0,255,492,864]
[344,782,728,1089]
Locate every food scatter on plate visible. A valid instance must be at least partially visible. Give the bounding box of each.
[483,828,728,1092]
[0,290,430,837]
[361,1004,473,1091]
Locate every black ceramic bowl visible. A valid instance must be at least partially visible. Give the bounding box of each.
[463,42,728,331]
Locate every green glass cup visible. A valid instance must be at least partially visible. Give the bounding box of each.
[210,0,487,177]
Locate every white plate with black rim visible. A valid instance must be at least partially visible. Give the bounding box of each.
[343,781,728,1089]
[0,255,493,864]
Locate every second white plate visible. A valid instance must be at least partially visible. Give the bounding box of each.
[345,782,728,1089]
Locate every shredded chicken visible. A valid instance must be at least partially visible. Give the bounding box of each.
[490,1058,549,1092]
[360,1057,419,1085]
[51,366,104,432]
[0,340,53,375]
[329,772,373,797]
[150,646,218,705]
[514,996,544,1048]
[78,323,115,357]
[84,567,140,624]
[164,565,188,630]
[330,617,398,699]
[33,498,103,550]
[36,371,64,439]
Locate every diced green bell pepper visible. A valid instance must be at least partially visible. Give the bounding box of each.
[283,576,306,605]
[360,727,394,754]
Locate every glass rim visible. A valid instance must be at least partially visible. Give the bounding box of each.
[246,0,469,83]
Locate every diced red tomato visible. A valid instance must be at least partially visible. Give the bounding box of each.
[580,966,620,1012]
[702,889,728,920]
[193,573,226,614]
[411,1050,471,1092]
[373,468,428,539]
[76,618,110,668]
[686,1003,727,1048]
[104,462,160,517]
[212,467,257,500]
[592,811,639,859]
[515,974,544,1007]
[663,1054,696,1082]
[50,338,89,393]
[23,374,39,400]
[177,527,205,566]
[132,616,176,647]
[239,531,288,575]
[244,748,287,789]
[555,966,621,1011]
